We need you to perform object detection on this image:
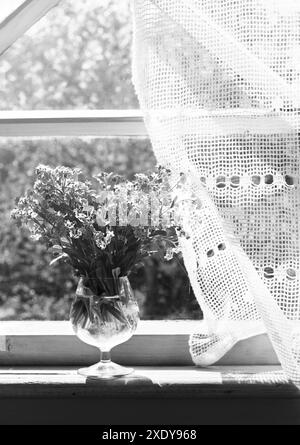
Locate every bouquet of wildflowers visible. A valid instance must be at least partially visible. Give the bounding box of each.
[12,165,184,322]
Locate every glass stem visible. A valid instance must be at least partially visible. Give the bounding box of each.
[100,350,111,363]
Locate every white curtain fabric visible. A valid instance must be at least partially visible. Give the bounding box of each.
[131,0,300,386]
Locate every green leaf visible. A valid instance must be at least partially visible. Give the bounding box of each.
[49,253,69,266]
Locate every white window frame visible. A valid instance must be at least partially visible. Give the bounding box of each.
[0,108,295,139]
[0,110,147,138]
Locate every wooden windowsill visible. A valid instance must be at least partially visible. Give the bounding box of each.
[1,366,300,425]
[0,365,297,399]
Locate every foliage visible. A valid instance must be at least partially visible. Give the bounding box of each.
[0,0,137,110]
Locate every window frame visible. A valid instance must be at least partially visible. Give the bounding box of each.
[0,109,283,366]
[0,2,282,367]
[0,110,146,138]
[0,109,295,138]
[0,320,278,366]
[0,107,287,366]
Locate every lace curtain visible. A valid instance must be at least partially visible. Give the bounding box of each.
[131,0,300,386]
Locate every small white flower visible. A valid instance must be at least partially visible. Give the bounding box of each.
[104,229,114,245]
[164,248,174,261]
[31,233,42,241]
[69,228,83,239]
[65,220,75,230]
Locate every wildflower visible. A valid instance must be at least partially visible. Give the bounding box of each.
[69,228,83,239]
[104,229,115,246]
[31,233,42,241]
[74,210,89,223]
[94,231,105,249]
[12,165,191,290]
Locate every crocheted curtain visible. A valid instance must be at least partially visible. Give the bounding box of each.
[131,0,300,386]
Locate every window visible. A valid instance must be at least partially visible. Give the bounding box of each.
[0,0,201,324]
[0,0,276,369]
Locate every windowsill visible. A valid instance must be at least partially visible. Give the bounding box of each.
[0,365,297,399]
[1,365,300,425]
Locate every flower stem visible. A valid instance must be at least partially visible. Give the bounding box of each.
[100,350,111,363]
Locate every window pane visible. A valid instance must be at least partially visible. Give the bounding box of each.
[0,0,138,110]
[0,137,201,321]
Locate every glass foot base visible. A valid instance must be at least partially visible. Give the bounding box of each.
[78,361,134,379]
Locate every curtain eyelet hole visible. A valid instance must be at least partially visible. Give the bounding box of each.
[287,269,297,281]
[264,267,274,279]
[216,176,226,189]
[207,249,215,258]
[265,174,274,185]
[285,175,295,187]
[251,175,261,186]
[230,176,240,189]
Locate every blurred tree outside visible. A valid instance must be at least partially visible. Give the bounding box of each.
[0,0,202,320]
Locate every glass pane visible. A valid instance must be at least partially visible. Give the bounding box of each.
[0,0,138,109]
[0,1,24,24]
[0,137,201,321]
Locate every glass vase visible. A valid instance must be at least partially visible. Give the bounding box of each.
[70,276,139,379]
